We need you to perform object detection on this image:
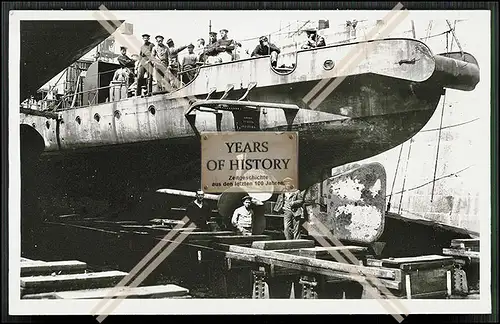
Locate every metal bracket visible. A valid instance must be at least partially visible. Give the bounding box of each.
[184,98,299,135]
[220,84,235,100]
[299,275,318,299]
[205,87,217,100]
[252,270,268,299]
[238,82,257,101]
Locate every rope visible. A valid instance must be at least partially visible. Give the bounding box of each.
[430,91,447,203]
[397,139,414,215]
[446,19,465,60]
[430,34,450,203]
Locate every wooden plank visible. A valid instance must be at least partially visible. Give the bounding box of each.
[215,243,397,280]
[21,271,128,295]
[252,239,315,250]
[442,248,480,260]
[21,260,87,276]
[404,267,452,296]
[213,235,271,245]
[298,246,368,260]
[184,231,236,241]
[52,284,189,299]
[217,248,400,290]
[21,257,37,263]
[22,292,59,299]
[379,255,454,267]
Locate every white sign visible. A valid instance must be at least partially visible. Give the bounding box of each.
[201,131,299,193]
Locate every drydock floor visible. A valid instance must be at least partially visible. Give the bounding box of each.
[20,213,480,300]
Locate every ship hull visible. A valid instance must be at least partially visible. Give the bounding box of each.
[19,38,479,222]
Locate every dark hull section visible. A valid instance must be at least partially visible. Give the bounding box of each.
[20,20,122,101]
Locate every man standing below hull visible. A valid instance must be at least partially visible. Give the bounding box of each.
[274,178,305,240]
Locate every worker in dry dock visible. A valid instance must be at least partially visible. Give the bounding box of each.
[186,190,212,231]
[274,178,305,240]
[232,196,255,236]
[301,28,326,49]
[251,36,281,68]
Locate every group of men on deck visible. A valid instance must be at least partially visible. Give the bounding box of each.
[113,27,326,97]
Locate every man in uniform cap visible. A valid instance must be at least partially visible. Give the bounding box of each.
[165,38,189,88]
[251,35,281,68]
[214,28,236,63]
[181,43,199,84]
[203,32,219,64]
[301,28,326,49]
[232,195,254,235]
[136,33,155,96]
[151,35,170,91]
[117,46,136,89]
[273,177,305,240]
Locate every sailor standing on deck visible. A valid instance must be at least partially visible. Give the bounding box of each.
[214,28,236,63]
[136,34,155,96]
[166,38,189,88]
[151,35,170,91]
[117,46,136,85]
[181,44,199,84]
[204,31,220,64]
[232,196,254,236]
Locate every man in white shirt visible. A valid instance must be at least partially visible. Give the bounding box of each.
[231,196,254,235]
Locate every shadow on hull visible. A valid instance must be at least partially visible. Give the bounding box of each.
[20,20,123,101]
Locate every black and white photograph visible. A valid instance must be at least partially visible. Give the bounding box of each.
[7,4,493,318]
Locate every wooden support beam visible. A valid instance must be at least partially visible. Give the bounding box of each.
[213,235,271,245]
[213,243,398,282]
[450,238,479,252]
[51,284,189,299]
[252,239,315,250]
[371,255,455,272]
[442,248,480,260]
[21,260,87,276]
[21,271,128,295]
[183,231,235,241]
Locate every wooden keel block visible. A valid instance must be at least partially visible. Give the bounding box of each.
[21,271,128,295]
[378,255,454,268]
[252,239,315,250]
[21,260,87,276]
[52,284,189,299]
[442,248,480,260]
[450,238,479,252]
[213,235,271,245]
[298,246,368,260]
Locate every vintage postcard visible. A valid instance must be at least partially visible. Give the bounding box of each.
[8,5,492,320]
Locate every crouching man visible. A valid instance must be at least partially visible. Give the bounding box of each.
[231,195,254,236]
